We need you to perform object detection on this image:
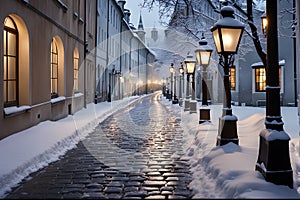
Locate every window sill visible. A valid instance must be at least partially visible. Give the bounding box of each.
[4,106,32,118]
[51,96,66,105]
[73,92,83,98]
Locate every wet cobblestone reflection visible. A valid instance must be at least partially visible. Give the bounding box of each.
[5,93,194,199]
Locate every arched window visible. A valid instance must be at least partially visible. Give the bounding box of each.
[51,38,59,98]
[73,48,79,92]
[3,16,18,107]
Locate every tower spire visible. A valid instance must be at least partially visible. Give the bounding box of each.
[138,11,144,30]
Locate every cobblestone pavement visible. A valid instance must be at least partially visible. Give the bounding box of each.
[4,93,195,199]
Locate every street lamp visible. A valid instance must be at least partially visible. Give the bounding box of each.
[166,77,171,100]
[195,35,213,124]
[256,0,293,188]
[211,5,245,146]
[179,62,184,107]
[261,12,267,37]
[184,53,197,114]
[169,63,178,104]
[169,63,174,102]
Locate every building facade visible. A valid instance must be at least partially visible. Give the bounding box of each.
[168,0,297,107]
[0,0,96,139]
[232,0,296,107]
[1,0,155,140]
[95,0,155,103]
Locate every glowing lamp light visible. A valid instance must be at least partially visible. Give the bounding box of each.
[211,6,245,55]
[184,54,196,75]
[195,37,213,66]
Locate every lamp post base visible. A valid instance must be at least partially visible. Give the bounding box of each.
[216,115,238,146]
[189,100,197,114]
[179,98,183,107]
[172,97,179,104]
[199,107,211,124]
[256,129,293,188]
[184,99,190,111]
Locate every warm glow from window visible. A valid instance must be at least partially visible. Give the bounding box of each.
[230,67,236,90]
[51,39,58,98]
[74,48,79,92]
[255,68,266,92]
[3,16,18,107]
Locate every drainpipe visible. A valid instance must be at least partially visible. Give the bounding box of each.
[83,0,87,108]
[106,0,110,102]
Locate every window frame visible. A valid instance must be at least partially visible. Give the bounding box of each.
[229,65,236,91]
[73,49,79,92]
[252,64,284,93]
[3,16,19,108]
[51,39,59,99]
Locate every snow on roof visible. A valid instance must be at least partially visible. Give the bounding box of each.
[251,59,285,68]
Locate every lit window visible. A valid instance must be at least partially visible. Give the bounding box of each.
[73,48,79,92]
[254,67,282,92]
[3,16,18,107]
[51,39,59,98]
[229,66,236,90]
[255,68,266,92]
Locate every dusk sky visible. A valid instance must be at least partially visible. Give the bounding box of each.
[125,0,165,29]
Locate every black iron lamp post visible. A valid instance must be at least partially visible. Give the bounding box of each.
[170,63,178,104]
[195,35,213,124]
[184,53,197,114]
[179,63,184,107]
[166,77,171,100]
[211,5,245,146]
[169,63,174,102]
[256,0,293,188]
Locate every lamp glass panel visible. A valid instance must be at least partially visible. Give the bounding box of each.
[195,51,200,65]
[200,51,211,66]
[180,68,184,74]
[212,29,221,53]
[221,28,242,53]
[169,66,174,73]
[262,18,267,32]
[186,62,196,74]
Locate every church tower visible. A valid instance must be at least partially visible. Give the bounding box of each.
[151,25,158,42]
[136,13,146,43]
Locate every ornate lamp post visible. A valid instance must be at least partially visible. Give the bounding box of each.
[256,0,293,188]
[170,63,178,104]
[211,5,245,146]
[195,35,213,124]
[166,77,171,100]
[179,63,184,107]
[169,63,174,102]
[184,53,197,114]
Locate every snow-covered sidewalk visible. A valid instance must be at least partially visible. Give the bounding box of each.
[161,97,300,198]
[0,95,142,198]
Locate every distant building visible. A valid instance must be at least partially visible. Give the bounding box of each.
[135,13,146,43]
[168,0,297,107]
[95,0,156,100]
[151,26,158,42]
